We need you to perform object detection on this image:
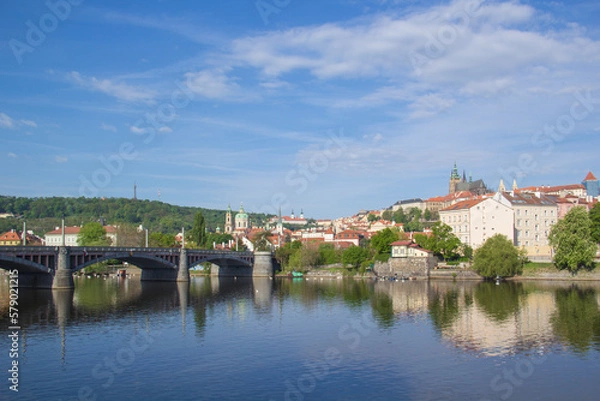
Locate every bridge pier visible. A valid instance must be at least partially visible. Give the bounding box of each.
[52,247,74,290]
[252,251,274,277]
[177,249,189,282]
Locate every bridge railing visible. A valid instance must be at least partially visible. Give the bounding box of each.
[0,246,254,256]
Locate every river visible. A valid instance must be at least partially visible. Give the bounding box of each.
[1,276,599,400]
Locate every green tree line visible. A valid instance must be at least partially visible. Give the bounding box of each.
[0,195,271,236]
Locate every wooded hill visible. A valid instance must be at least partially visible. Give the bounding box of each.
[0,195,272,237]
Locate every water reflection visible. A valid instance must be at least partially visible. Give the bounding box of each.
[551,285,600,354]
[2,276,600,357]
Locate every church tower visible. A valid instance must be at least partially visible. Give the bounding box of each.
[225,204,233,234]
[582,171,599,197]
[449,162,462,194]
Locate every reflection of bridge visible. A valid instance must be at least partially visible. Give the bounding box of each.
[0,246,273,288]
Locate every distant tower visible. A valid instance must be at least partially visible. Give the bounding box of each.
[158,189,161,201]
[582,171,599,197]
[512,178,518,191]
[276,206,283,235]
[300,209,304,219]
[133,182,137,200]
[291,209,295,219]
[225,204,233,234]
[235,203,249,232]
[498,179,506,192]
[449,162,461,194]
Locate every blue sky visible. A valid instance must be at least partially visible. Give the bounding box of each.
[1,0,599,219]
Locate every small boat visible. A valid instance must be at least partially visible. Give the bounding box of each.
[289,271,304,278]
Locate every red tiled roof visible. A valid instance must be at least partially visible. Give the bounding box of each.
[583,171,598,181]
[390,240,412,246]
[441,198,484,211]
[0,231,20,241]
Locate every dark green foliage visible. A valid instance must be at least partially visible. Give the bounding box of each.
[341,246,370,268]
[191,212,206,247]
[0,195,272,236]
[275,241,302,268]
[318,243,342,265]
[588,203,600,243]
[548,206,597,273]
[417,222,461,261]
[472,234,522,278]
[149,232,176,247]
[370,228,400,256]
[204,232,233,249]
[367,213,379,222]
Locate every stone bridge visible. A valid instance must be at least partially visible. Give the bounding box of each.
[0,246,273,289]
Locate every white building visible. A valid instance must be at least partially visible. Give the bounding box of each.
[500,192,558,259]
[440,192,514,249]
[45,226,118,246]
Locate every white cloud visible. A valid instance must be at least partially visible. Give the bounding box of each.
[20,119,37,128]
[159,126,173,133]
[184,69,241,100]
[69,71,157,104]
[130,126,146,134]
[101,123,118,132]
[408,93,456,119]
[0,112,38,129]
[0,113,14,129]
[7,152,17,159]
[55,156,68,163]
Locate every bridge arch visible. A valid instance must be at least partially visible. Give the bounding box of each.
[189,255,253,270]
[73,252,177,273]
[0,255,51,274]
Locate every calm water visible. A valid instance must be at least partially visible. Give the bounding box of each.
[1,276,600,401]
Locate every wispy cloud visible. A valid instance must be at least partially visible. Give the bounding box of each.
[0,112,38,130]
[101,123,118,132]
[55,156,68,163]
[184,69,244,100]
[7,152,18,159]
[69,71,157,104]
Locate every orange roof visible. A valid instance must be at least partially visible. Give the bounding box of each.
[517,184,585,193]
[583,171,598,181]
[0,231,21,241]
[441,198,484,211]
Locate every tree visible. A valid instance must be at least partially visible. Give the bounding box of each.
[342,246,370,269]
[423,222,461,261]
[78,222,110,246]
[115,224,144,247]
[590,203,600,243]
[370,228,400,259]
[549,207,597,273]
[190,212,206,248]
[275,240,302,268]
[472,234,522,278]
[367,213,379,222]
[318,243,342,265]
[149,232,176,247]
[381,209,393,222]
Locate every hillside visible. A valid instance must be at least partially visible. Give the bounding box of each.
[0,195,271,236]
